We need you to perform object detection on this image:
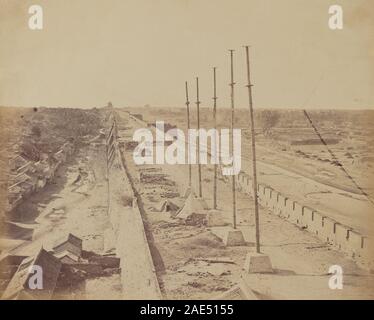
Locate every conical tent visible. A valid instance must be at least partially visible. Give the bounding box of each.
[158,200,179,213]
[176,192,208,220]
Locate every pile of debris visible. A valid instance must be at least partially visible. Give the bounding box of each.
[0,233,120,300]
[139,172,176,187]
[6,141,74,213]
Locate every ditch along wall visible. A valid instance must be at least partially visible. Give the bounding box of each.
[221,169,373,270]
[105,113,162,299]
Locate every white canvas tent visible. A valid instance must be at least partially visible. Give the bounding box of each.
[157,200,179,213]
[176,192,208,220]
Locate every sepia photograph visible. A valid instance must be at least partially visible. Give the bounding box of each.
[0,0,373,306]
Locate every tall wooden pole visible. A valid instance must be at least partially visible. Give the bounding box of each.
[229,50,237,229]
[244,45,261,253]
[185,81,192,188]
[213,67,218,209]
[196,77,203,198]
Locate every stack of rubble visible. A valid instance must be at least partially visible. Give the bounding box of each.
[0,233,120,300]
[6,141,74,213]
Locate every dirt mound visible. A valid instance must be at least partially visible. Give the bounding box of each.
[179,232,224,250]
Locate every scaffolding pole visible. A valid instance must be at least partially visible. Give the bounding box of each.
[244,45,261,253]
[185,81,192,187]
[213,67,218,209]
[196,77,203,198]
[229,50,237,229]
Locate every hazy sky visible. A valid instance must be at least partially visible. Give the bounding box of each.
[0,0,373,109]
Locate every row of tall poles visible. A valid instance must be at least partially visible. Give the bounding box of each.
[184,46,261,254]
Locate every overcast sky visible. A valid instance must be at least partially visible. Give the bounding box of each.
[0,0,373,109]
